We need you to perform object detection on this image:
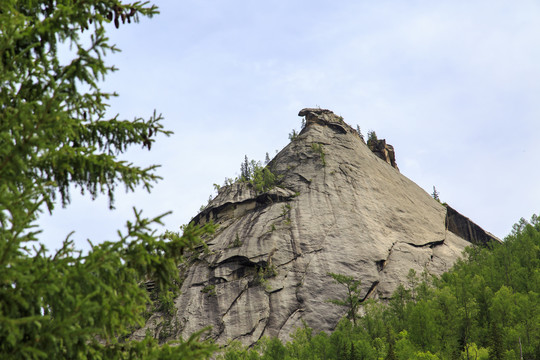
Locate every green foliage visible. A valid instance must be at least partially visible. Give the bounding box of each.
[281,203,292,218]
[367,130,378,145]
[201,284,216,297]
[310,143,326,166]
[327,272,363,326]
[253,263,278,290]
[236,156,278,193]
[1,210,218,358]
[356,125,365,143]
[462,343,489,360]
[217,340,260,360]
[385,329,398,360]
[289,129,299,141]
[432,186,441,202]
[265,152,271,165]
[230,233,243,248]
[154,290,177,317]
[0,0,168,212]
[241,155,250,180]
[251,164,277,193]
[224,177,236,186]
[0,1,217,358]
[258,337,287,360]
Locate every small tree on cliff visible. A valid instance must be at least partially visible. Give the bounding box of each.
[241,155,251,180]
[431,186,440,202]
[367,130,378,147]
[327,273,363,326]
[356,125,365,143]
[0,1,216,358]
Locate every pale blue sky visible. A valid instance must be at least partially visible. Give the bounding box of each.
[40,0,540,252]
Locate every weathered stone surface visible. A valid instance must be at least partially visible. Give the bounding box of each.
[368,138,399,170]
[445,205,499,246]
[138,108,500,347]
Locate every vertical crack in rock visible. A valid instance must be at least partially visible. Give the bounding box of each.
[362,280,380,302]
[257,293,273,341]
[282,308,304,330]
[213,318,226,340]
[243,210,264,244]
[287,206,301,259]
[222,283,249,319]
[377,241,397,273]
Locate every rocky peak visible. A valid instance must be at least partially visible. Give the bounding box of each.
[298,107,355,137]
[368,139,399,170]
[298,107,399,170]
[133,108,500,348]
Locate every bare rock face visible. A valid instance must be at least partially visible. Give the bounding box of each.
[134,108,499,346]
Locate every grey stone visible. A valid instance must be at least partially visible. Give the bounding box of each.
[137,108,500,347]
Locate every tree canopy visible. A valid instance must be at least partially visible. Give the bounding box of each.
[1,1,216,358]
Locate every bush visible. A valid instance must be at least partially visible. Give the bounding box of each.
[236,156,279,193]
[311,143,326,166]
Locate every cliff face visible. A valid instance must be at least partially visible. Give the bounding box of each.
[133,108,499,346]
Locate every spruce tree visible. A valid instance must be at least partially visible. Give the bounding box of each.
[385,327,398,360]
[367,130,378,145]
[431,186,440,202]
[488,322,504,360]
[356,125,365,143]
[0,1,216,358]
[240,155,250,180]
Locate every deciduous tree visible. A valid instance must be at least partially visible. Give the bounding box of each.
[327,273,363,326]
